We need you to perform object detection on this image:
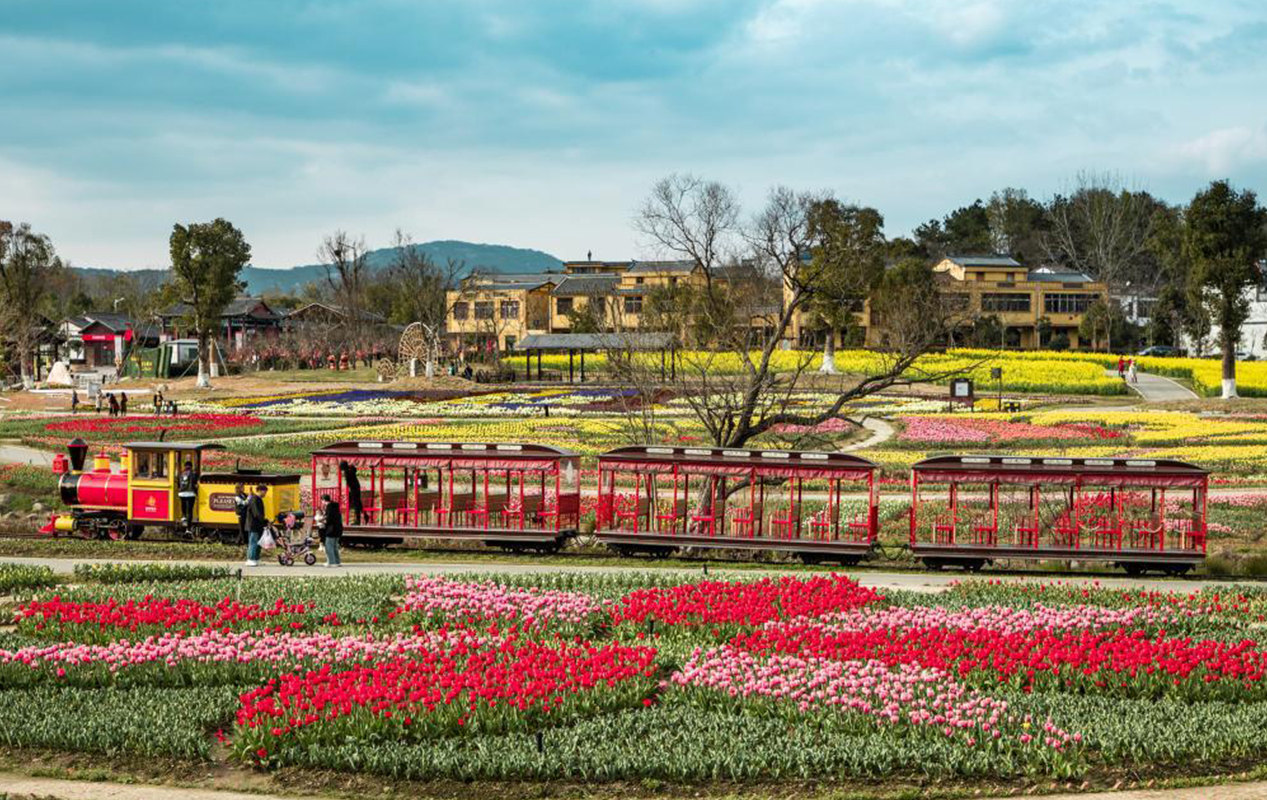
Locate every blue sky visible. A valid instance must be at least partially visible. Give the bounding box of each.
[2,0,1265,270]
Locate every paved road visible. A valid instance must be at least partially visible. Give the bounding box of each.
[2,554,1252,595]
[2,772,1266,800]
[840,416,895,451]
[1104,369,1199,401]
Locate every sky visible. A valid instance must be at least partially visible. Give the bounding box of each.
[2,0,1266,270]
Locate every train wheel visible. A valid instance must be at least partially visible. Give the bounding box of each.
[303,553,317,566]
[1121,563,1145,577]
[797,553,826,566]
[921,558,945,571]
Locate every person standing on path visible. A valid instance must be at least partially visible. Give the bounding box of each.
[70,389,79,414]
[1117,356,1126,379]
[107,392,119,417]
[243,484,268,566]
[318,494,343,567]
[118,391,127,415]
[1128,360,1138,384]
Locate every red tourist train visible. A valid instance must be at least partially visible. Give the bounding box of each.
[40,438,1210,575]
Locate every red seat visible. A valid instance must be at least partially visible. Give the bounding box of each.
[730,508,756,538]
[1014,525,1039,548]
[808,510,831,541]
[769,508,796,540]
[847,519,871,542]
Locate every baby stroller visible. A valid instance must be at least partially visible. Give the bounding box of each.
[270,511,315,566]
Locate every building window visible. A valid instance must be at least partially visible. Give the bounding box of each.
[635,277,644,285]
[474,301,494,320]
[1044,293,1098,314]
[981,293,1031,313]
[500,300,519,319]
[504,336,516,351]
[452,302,469,321]
[556,297,573,315]
[624,296,643,314]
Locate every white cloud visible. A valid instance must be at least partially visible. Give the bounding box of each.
[1173,125,1267,174]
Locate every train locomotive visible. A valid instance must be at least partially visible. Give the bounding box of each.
[41,438,301,543]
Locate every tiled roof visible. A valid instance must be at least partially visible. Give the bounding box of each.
[515,332,675,351]
[161,297,279,320]
[627,260,696,274]
[80,312,134,332]
[1028,266,1095,283]
[551,275,620,297]
[946,255,1022,268]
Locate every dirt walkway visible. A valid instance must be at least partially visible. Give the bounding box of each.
[2,772,1266,800]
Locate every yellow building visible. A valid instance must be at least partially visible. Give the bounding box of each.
[927,256,1109,349]
[446,273,559,353]
[788,255,1110,350]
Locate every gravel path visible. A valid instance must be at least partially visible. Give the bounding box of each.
[1,772,1265,800]
[0,554,1251,594]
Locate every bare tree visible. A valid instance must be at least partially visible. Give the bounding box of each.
[385,229,465,377]
[1044,172,1159,351]
[319,231,370,348]
[0,222,60,387]
[635,173,740,298]
[615,181,972,454]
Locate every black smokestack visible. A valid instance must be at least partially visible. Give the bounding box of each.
[67,438,88,472]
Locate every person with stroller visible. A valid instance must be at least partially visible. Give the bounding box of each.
[318,494,343,567]
[243,484,268,566]
[177,460,198,526]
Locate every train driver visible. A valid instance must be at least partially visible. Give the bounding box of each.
[177,460,199,525]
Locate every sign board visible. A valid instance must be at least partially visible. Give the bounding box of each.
[950,378,974,403]
[990,367,1003,380]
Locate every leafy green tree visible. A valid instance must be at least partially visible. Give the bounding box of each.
[914,199,991,258]
[0,222,61,387]
[1185,180,1267,398]
[986,188,1049,264]
[168,219,251,388]
[803,200,886,373]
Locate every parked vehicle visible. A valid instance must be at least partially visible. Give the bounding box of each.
[1137,345,1178,357]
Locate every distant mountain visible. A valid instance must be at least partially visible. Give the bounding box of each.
[73,240,563,296]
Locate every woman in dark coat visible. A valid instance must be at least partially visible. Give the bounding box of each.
[339,461,363,525]
[319,494,343,567]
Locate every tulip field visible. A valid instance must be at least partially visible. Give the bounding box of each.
[1,569,1266,790]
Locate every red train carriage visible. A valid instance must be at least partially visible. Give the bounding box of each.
[309,441,581,552]
[909,455,1208,575]
[595,445,879,564]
